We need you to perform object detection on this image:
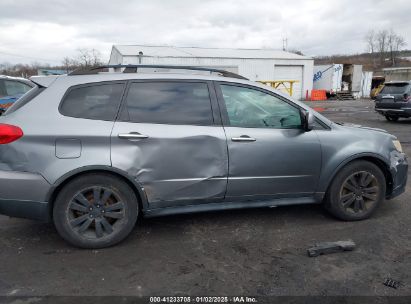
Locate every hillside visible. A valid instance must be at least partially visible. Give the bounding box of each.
[314,50,411,72]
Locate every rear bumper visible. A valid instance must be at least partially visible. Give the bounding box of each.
[375,107,411,117]
[386,151,408,199]
[0,170,51,221]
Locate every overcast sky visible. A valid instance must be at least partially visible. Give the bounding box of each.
[0,0,410,65]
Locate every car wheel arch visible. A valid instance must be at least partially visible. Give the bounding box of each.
[46,166,148,220]
[322,153,393,198]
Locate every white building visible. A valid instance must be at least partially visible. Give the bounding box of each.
[109,45,314,100]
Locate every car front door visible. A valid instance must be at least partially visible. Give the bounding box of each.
[111,80,228,209]
[215,82,322,201]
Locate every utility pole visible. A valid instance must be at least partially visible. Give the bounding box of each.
[282,37,288,51]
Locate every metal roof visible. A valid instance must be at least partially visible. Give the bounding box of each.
[112,45,312,60]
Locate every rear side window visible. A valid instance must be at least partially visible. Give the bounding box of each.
[122,82,213,125]
[60,83,125,121]
[381,83,410,94]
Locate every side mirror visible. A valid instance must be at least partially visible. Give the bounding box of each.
[301,109,315,132]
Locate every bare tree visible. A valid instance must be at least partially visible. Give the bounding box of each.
[61,56,79,73]
[387,30,406,66]
[365,30,376,53]
[61,48,103,72]
[365,30,377,67]
[364,28,407,68]
[76,48,102,67]
[376,29,389,65]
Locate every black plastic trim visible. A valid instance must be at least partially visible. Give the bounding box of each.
[68,64,249,80]
[144,196,319,218]
[0,199,49,221]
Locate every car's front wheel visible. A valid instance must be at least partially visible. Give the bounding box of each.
[325,160,386,221]
[53,173,139,248]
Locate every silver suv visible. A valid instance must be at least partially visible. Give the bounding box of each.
[0,65,407,248]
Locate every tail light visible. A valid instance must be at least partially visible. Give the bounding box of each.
[0,124,23,144]
[403,93,411,102]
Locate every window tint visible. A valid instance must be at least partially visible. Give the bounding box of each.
[381,83,410,94]
[123,82,213,125]
[220,85,302,129]
[4,80,32,96]
[60,83,124,121]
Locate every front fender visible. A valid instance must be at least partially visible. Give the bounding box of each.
[316,126,394,193]
[318,152,390,193]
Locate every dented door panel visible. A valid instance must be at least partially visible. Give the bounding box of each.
[111,122,228,206]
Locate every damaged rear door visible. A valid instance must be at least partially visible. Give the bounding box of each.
[111,80,228,208]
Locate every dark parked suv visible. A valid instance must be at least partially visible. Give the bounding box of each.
[375,81,411,121]
[0,65,408,248]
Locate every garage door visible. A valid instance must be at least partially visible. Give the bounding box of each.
[274,65,304,100]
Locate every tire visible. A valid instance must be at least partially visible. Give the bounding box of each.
[385,115,399,122]
[324,160,386,221]
[53,173,139,248]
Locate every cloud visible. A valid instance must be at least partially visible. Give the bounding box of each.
[0,0,409,64]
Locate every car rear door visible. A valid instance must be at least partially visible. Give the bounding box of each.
[111,80,228,209]
[215,82,322,201]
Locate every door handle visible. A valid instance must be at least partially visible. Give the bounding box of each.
[118,132,149,139]
[231,135,256,142]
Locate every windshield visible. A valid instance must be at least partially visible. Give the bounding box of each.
[381,83,410,95]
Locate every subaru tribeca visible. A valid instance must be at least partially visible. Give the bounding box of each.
[0,65,407,248]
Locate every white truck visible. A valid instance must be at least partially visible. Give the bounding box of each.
[313,64,372,99]
[313,64,343,95]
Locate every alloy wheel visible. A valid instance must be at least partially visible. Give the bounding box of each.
[339,171,380,214]
[67,186,125,239]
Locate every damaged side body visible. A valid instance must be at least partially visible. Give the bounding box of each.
[111,122,229,208]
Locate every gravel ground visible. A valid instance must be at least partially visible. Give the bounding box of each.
[0,99,410,298]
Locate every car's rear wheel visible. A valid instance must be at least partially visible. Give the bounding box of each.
[324,160,386,221]
[385,115,399,122]
[53,173,139,248]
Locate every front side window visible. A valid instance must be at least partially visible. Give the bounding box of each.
[122,82,213,125]
[60,83,125,121]
[220,84,302,129]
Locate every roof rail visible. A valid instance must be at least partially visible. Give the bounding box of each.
[68,64,248,80]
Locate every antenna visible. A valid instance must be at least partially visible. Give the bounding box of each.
[282,37,288,51]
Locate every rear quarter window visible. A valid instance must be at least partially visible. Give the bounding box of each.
[60,82,125,121]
